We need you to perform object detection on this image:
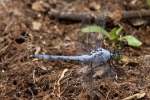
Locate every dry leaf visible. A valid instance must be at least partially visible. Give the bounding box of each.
[89,2,101,11]
[32,1,48,12]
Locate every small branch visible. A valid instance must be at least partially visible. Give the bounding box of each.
[48,9,109,23]
[123,10,150,19]
[48,9,150,23]
[122,92,146,100]
[53,69,68,98]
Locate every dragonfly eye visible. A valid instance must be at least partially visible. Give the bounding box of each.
[110,51,122,60]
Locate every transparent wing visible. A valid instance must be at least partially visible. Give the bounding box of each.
[77,3,108,99]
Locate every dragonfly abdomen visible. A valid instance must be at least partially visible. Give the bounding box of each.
[33,54,92,63]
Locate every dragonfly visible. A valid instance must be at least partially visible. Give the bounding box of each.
[32,48,115,67]
[32,3,118,99]
[32,47,118,99]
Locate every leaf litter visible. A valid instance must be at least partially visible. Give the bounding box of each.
[0,0,150,100]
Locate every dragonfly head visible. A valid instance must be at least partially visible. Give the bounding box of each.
[110,50,122,60]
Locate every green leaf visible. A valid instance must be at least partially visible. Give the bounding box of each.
[116,26,123,35]
[109,26,123,41]
[81,25,109,37]
[109,27,119,40]
[122,35,142,47]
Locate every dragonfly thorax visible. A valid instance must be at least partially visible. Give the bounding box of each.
[90,48,112,65]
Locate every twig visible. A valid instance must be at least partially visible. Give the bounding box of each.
[123,10,150,19]
[57,69,68,98]
[28,87,35,100]
[48,9,108,22]
[32,69,36,83]
[48,9,150,23]
[122,92,146,100]
[52,69,68,98]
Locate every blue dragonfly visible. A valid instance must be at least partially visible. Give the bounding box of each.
[32,5,118,99]
[32,36,118,100]
[32,48,115,67]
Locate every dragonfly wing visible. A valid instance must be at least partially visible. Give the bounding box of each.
[93,63,116,79]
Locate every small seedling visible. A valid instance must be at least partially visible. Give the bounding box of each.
[108,26,123,41]
[81,25,142,47]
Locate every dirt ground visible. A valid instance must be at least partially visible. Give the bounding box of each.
[0,0,150,100]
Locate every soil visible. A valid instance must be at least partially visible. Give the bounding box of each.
[0,0,150,100]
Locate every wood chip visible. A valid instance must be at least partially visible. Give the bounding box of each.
[32,21,42,31]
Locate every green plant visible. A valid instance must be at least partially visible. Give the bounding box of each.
[81,25,142,47]
[147,0,150,7]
